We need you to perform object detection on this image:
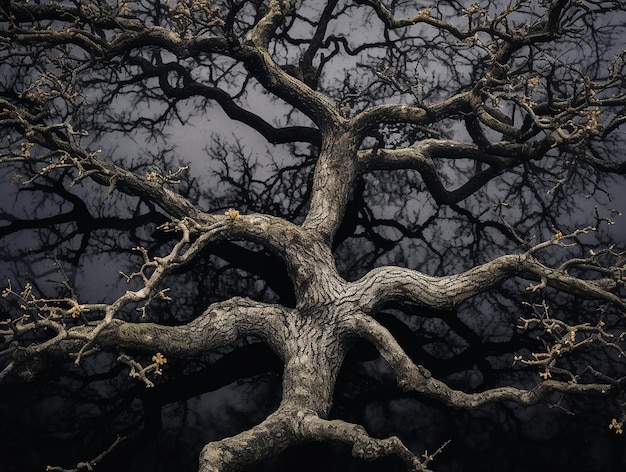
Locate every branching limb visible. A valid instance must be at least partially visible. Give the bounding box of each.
[0,111,209,223]
[346,313,612,409]
[45,435,126,472]
[52,298,289,368]
[353,233,626,313]
[116,352,167,388]
[357,139,545,205]
[199,406,442,472]
[125,56,320,145]
[350,92,470,136]
[70,218,224,362]
[300,414,438,472]
[199,411,296,472]
[516,299,626,381]
[355,0,475,39]
[1,295,291,384]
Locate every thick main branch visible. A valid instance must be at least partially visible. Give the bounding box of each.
[353,252,625,313]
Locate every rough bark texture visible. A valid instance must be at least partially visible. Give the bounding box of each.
[1,1,626,471]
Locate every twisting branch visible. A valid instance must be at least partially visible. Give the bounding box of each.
[353,231,626,313]
[515,298,626,378]
[346,313,612,409]
[358,139,547,205]
[2,1,626,471]
[0,218,251,369]
[300,414,441,472]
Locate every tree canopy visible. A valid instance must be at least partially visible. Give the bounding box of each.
[1,0,626,471]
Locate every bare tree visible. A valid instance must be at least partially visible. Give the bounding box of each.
[1,0,626,471]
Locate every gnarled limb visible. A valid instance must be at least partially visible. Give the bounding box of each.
[353,243,625,313]
[357,139,550,205]
[3,290,292,380]
[199,410,297,472]
[344,313,612,409]
[2,1,626,471]
[200,408,438,472]
[300,414,434,472]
